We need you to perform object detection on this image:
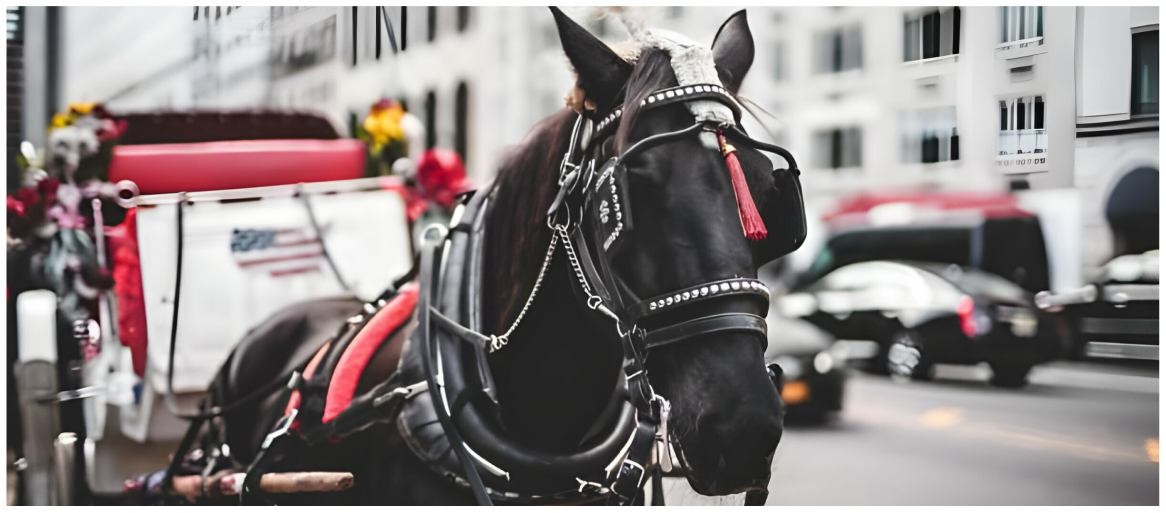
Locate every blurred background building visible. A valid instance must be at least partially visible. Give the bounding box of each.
[9,5,1159,291]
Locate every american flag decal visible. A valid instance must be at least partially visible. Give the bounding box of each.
[230,227,324,277]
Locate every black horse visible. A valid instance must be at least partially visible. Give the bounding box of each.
[172,8,804,505]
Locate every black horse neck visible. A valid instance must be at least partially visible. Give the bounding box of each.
[482,220,624,453]
[479,109,625,452]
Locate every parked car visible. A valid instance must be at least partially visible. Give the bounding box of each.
[804,192,1051,295]
[780,260,1068,387]
[765,314,846,425]
[1036,250,1158,361]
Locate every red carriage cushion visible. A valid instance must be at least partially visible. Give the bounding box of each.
[322,283,419,423]
[108,139,366,195]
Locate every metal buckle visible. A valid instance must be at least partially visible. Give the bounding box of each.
[421,223,449,243]
[558,115,585,185]
[611,460,646,499]
[260,409,297,450]
[547,203,571,230]
[653,396,675,473]
[575,477,610,496]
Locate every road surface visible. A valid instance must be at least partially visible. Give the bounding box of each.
[664,360,1159,506]
[9,361,1156,505]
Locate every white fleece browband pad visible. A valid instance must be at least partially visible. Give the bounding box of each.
[644,29,736,126]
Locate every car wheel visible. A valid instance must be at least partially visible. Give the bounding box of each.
[887,331,932,381]
[989,363,1032,388]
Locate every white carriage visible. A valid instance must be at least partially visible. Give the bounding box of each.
[13,126,414,504]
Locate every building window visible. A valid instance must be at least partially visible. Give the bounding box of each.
[7,6,23,41]
[812,127,863,169]
[904,7,959,61]
[998,96,1047,157]
[455,82,469,165]
[425,90,437,150]
[901,107,958,164]
[1132,30,1159,115]
[773,41,786,81]
[815,25,863,74]
[1000,6,1042,45]
[427,6,436,42]
[457,6,470,32]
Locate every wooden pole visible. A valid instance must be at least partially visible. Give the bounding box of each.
[220,472,355,496]
[166,471,354,498]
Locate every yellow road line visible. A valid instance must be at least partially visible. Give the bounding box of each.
[919,407,964,428]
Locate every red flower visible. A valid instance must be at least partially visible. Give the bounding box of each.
[96,118,128,141]
[16,187,39,209]
[371,98,399,113]
[37,178,60,207]
[416,149,473,208]
[7,196,25,217]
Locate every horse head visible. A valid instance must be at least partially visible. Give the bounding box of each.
[550,8,799,497]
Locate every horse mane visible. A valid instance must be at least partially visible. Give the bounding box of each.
[482,108,575,331]
[482,47,678,331]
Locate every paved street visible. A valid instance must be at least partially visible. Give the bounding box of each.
[665,360,1159,506]
[8,360,1157,505]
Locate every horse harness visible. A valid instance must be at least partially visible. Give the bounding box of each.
[192,83,803,505]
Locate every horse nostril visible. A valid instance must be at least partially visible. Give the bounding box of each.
[767,363,784,394]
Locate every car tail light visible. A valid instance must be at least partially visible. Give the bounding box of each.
[782,381,810,405]
[957,295,977,337]
[957,295,994,338]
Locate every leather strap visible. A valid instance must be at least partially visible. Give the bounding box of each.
[644,313,767,351]
[430,308,490,351]
[627,278,770,322]
[608,421,657,504]
[724,125,799,173]
[594,83,744,137]
[617,123,705,166]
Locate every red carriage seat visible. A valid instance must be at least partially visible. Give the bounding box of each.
[108,139,366,194]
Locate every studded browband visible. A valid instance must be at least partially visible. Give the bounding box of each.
[626,278,770,322]
[593,83,744,138]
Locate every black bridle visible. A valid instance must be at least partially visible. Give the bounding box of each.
[547,83,798,495]
[413,83,800,505]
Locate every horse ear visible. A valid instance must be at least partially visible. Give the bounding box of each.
[711,10,754,94]
[550,7,632,112]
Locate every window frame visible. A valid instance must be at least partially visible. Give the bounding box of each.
[997,95,1047,157]
[999,6,1043,47]
[816,24,863,74]
[903,7,961,63]
[813,126,864,170]
[1131,29,1159,116]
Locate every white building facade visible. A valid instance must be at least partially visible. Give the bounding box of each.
[24,6,1160,291]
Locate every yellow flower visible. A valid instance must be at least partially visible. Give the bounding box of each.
[69,102,98,115]
[362,100,406,152]
[49,112,75,131]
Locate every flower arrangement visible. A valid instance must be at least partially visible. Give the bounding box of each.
[50,102,127,142]
[354,99,411,177]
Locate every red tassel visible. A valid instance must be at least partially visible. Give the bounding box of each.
[717,128,767,240]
